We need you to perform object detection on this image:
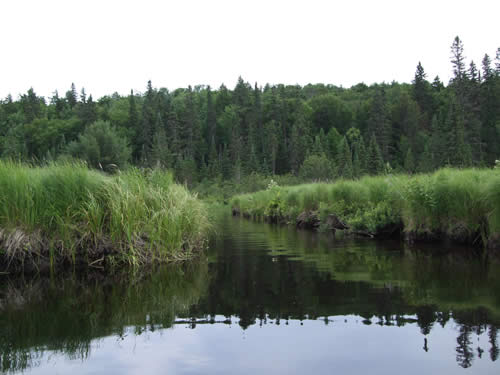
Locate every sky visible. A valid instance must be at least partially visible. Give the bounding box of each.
[1,0,499,99]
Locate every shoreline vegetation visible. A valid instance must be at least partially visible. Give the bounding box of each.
[0,161,209,274]
[230,168,500,252]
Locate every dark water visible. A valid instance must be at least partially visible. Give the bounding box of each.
[1,214,500,374]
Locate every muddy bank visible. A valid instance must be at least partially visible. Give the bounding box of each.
[0,228,206,275]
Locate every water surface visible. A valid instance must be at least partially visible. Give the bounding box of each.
[1,214,500,374]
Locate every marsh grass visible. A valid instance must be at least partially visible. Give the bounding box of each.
[0,161,209,272]
[230,168,500,248]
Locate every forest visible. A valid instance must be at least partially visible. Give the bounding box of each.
[1,37,499,186]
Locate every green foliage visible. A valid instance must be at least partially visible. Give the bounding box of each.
[1,36,499,184]
[404,147,415,174]
[299,153,333,181]
[336,136,353,179]
[66,120,131,171]
[367,134,385,175]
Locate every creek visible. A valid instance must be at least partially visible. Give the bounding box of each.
[1,213,500,374]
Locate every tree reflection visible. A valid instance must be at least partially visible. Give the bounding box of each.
[490,326,499,362]
[456,325,474,368]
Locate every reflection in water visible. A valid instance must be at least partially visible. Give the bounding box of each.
[0,212,500,374]
[0,261,209,373]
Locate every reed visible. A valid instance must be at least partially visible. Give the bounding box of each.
[230,168,500,248]
[0,160,210,272]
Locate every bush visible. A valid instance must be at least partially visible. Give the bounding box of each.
[66,120,131,172]
[299,154,334,181]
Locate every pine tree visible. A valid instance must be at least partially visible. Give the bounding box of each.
[404,147,415,174]
[66,83,78,108]
[51,90,65,119]
[480,54,500,164]
[80,88,87,104]
[207,136,220,177]
[220,144,232,180]
[352,135,367,177]
[128,90,140,158]
[429,115,446,168]
[418,142,434,173]
[139,81,156,163]
[206,86,216,149]
[450,36,469,113]
[20,88,42,123]
[432,76,444,91]
[369,86,391,161]
[495,48,500,73]
[311,134,324,156]
[412,62,433,117]
[336,136,353,179]
[263,120,278,175]
[251,83,263,157]
[289,116,311,174]
[247,143,260,174]
[452,116,473,168]
[367,134,384,175]
[151,124,170,169]
[451,36,467,83]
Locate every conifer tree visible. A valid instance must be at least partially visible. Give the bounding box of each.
[66,83,78,108]
[206,86,216,150]
[336,136,353,179]
[151,124,170,169]
[128,90,140,158]
[263,120,278,175]
[352,135,367,177]
[480,54,500,164]
[220,145,232,180]
[404,147,415,174]
[451,116,473,168]
[418,142,434,173]
[412,62,433,117]
[369,86,391,161]
[207,136,220,177]
[367,134,384,175]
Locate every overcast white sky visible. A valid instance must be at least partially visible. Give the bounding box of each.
[1,0,499,99]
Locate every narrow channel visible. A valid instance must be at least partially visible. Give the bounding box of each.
[1,213,499,374]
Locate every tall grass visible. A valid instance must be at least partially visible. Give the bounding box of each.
[0,160,209,271]
[230,168,500,248]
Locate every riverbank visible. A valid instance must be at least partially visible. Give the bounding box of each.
[230,168,500,250]
[0,161,209,274]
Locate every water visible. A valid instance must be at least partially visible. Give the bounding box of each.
[1,213,500,374]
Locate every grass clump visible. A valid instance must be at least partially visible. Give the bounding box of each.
[230,168,500,249]
[0,160,209,272]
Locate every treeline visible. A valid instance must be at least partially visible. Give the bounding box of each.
[0,37,499,183]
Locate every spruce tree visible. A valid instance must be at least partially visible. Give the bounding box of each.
[336,136,353,179]
[367,134,384,175]
[418,142,434,173]
[404,147,415,174]
[206,86,216,150]
[66,83,78,108]
[352,135,367,177]
[151,125,170,169]
[128,90,140,159]
[412,62,433,117]
[140,81,156,163]
[207,136,220,177]
[452,116,473,168]
[369,86,391,161]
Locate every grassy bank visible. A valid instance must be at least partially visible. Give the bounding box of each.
[230,168,500,249]
[0,161,209,273]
